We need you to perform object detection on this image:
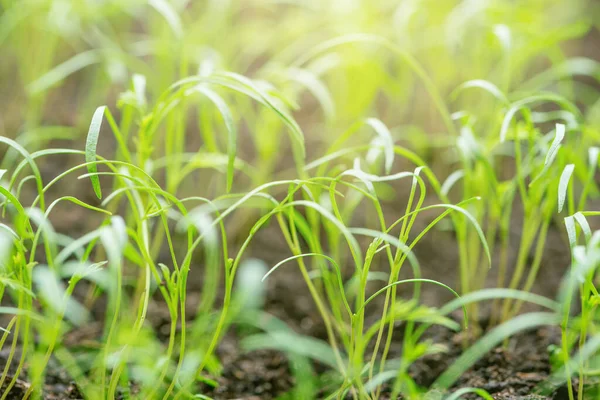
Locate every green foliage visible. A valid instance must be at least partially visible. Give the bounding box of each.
[0,0,599,399]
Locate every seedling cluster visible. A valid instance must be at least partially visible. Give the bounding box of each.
[0,1,599,399]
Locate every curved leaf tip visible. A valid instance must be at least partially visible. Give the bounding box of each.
[558,164,574,213]
[86,106,106,199]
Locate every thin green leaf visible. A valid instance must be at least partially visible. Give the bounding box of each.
[445,387,494,400]
[441,170,465,197]
[364,370,398,393]
[493,24,512,50]
[365,118,395,174]
[522,57,600,91]
[133,74,147,111]
[411,202,491,267]
[360,278,465,327]
[0,135,45,210]
[287,67,335,119]
[529,123,566,186]
[452,79,508,104]
[500,95,578,143]
[439,288,559,315]
[0,224,18,239]
[193,86,237,192]
[282,200,363,270]
[589,147,599,169]
[85,106,107,199]
[149,0,183,38]
[235,259,268,311]
[558,164,574,213]
[565,215,577,250]
[33,266,90,326]
[27,50,101,94]
[210,72,306,160]
[262,253,352,318]
[573,212,592,242]
[0,186,33,235]
[545,124,566,166]
[241,332,344,371]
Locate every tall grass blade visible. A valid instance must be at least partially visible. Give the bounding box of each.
[558,164,574,213]
[28,51,101,94]
[85,106,107,199]
[149,0,184,38]
[194,86,237,192]
[365,118,395,174]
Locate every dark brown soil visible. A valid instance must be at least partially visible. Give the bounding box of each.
[0,350,82,399]
[203,346,294,399]
[194,321,592,400]
[0,325,584,400]
[409,325,570,400]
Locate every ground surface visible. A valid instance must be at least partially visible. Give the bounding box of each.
[0,312,583,399]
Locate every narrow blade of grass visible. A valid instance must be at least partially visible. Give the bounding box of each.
[27,50,100,94]
[149,0,183,38]
[193,86,237,192]
[85,106,107,199]
[558,164,574,213]
[365,118,395,174]
[241,332,344,371]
